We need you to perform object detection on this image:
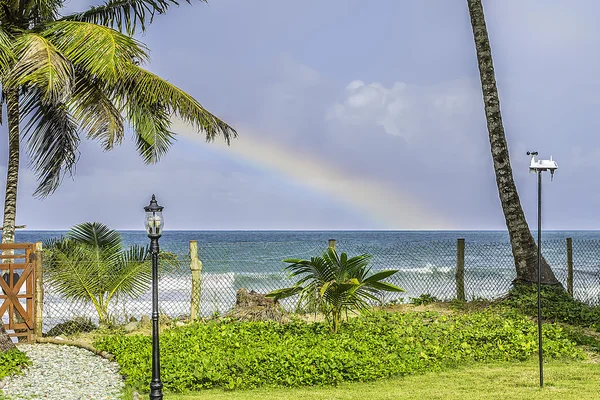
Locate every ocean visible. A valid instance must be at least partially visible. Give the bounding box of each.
[14,229,600,248]
[10,230,600,331]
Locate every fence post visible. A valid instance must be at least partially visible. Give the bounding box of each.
[566,237,573,297]
[328,239,336,250]
[34,242,43,340]
[189,240,203,321]
[455,238,465,301]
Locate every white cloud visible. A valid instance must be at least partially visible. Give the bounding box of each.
[329,78,482,143]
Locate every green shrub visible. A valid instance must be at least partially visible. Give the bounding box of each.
[409,294,440,306]
[559,325,600,353]
[0,349,31,379]
[95,310,582,393]
[501,284,600,331]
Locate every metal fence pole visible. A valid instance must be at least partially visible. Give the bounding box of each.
[566,238,573,297]
[455,238,465,301]
[189,240,202,321]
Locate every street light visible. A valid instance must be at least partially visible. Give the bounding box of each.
[144,194,164,400]
[527,151,558,388]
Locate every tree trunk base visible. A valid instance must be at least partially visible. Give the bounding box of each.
[0,325,16,353]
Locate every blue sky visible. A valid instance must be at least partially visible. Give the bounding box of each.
[2,0,600,230]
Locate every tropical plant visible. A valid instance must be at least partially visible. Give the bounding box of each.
[0,0,236,245]
[266,248,404,332]
[466,0,558,284]
[44,222,179,324]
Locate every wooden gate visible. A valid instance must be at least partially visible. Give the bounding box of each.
[0,243,37,342]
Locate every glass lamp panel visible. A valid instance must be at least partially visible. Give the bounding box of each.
[145,211,164,235]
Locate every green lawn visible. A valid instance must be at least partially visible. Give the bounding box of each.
[151,359,600,400]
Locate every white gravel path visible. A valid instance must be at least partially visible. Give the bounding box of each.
[1,343,124,400]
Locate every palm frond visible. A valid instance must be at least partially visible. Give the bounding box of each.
[67,221,123,250]
[363,270,398,284]
[10,33,74,103]
[128,99,176,163]
[265,286,302,301]
[106,244,152,300]
[61,0,203,35]
[20,88,80,197]
[44,243,104,302]
[23,0,63,25]
[120,65,237,145]
[42,20,149,84]
[0,27,15,75]
[367,281,404,292]
[69,72,125,150]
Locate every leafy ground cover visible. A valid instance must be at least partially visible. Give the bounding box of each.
[95,309,584,394]
[499,284,600,331]
[155,360,600,400]
[0,349,31,379]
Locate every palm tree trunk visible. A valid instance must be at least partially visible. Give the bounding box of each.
[467,0,559,285]
[1,89,20,246]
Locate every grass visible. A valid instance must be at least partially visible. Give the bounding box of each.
[124,359,600,400]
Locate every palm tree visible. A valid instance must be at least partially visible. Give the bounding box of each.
[0,0,236,245]
[267,248,404,333]
[44,221,179,324]
[466,0,559,285]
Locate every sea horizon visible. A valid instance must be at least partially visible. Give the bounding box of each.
[16,228,600,232]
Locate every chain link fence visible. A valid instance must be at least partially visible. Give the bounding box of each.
[41,238,600,336]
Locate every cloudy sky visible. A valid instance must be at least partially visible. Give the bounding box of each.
[1,0,599,230]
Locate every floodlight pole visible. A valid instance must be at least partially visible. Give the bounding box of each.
[536,168,543,388]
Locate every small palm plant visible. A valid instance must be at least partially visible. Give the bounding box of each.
[44,222,178,325]
[267,248,404,332]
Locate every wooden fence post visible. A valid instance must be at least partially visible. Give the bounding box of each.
[455,238,465,301]
[34,242,43,340]
[566,238,573,297]
[189,240,203,321]
[328,239,336,251]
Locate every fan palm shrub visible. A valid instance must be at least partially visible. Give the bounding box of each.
[267,248,404,332]
[44,222,179,325]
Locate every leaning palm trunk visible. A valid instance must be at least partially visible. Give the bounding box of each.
[1,89,20,247]
[467,0,559,285]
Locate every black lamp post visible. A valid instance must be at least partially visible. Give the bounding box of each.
[144,194,164,400]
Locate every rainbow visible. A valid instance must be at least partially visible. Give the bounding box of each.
[176,123,450,229]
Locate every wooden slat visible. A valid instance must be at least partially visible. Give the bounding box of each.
[5,263,34,269]
[0,243,34,250]
[6,323,29,330]
[0,254,28,259]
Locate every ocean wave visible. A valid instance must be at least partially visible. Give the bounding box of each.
[393,263,454,275]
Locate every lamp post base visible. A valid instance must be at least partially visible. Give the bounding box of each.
[149,380,163,400]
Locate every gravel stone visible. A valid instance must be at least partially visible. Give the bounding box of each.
[1,343,124,400]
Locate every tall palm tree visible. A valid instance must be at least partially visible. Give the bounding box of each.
[466,0,558,285]
[0,0,236,245]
